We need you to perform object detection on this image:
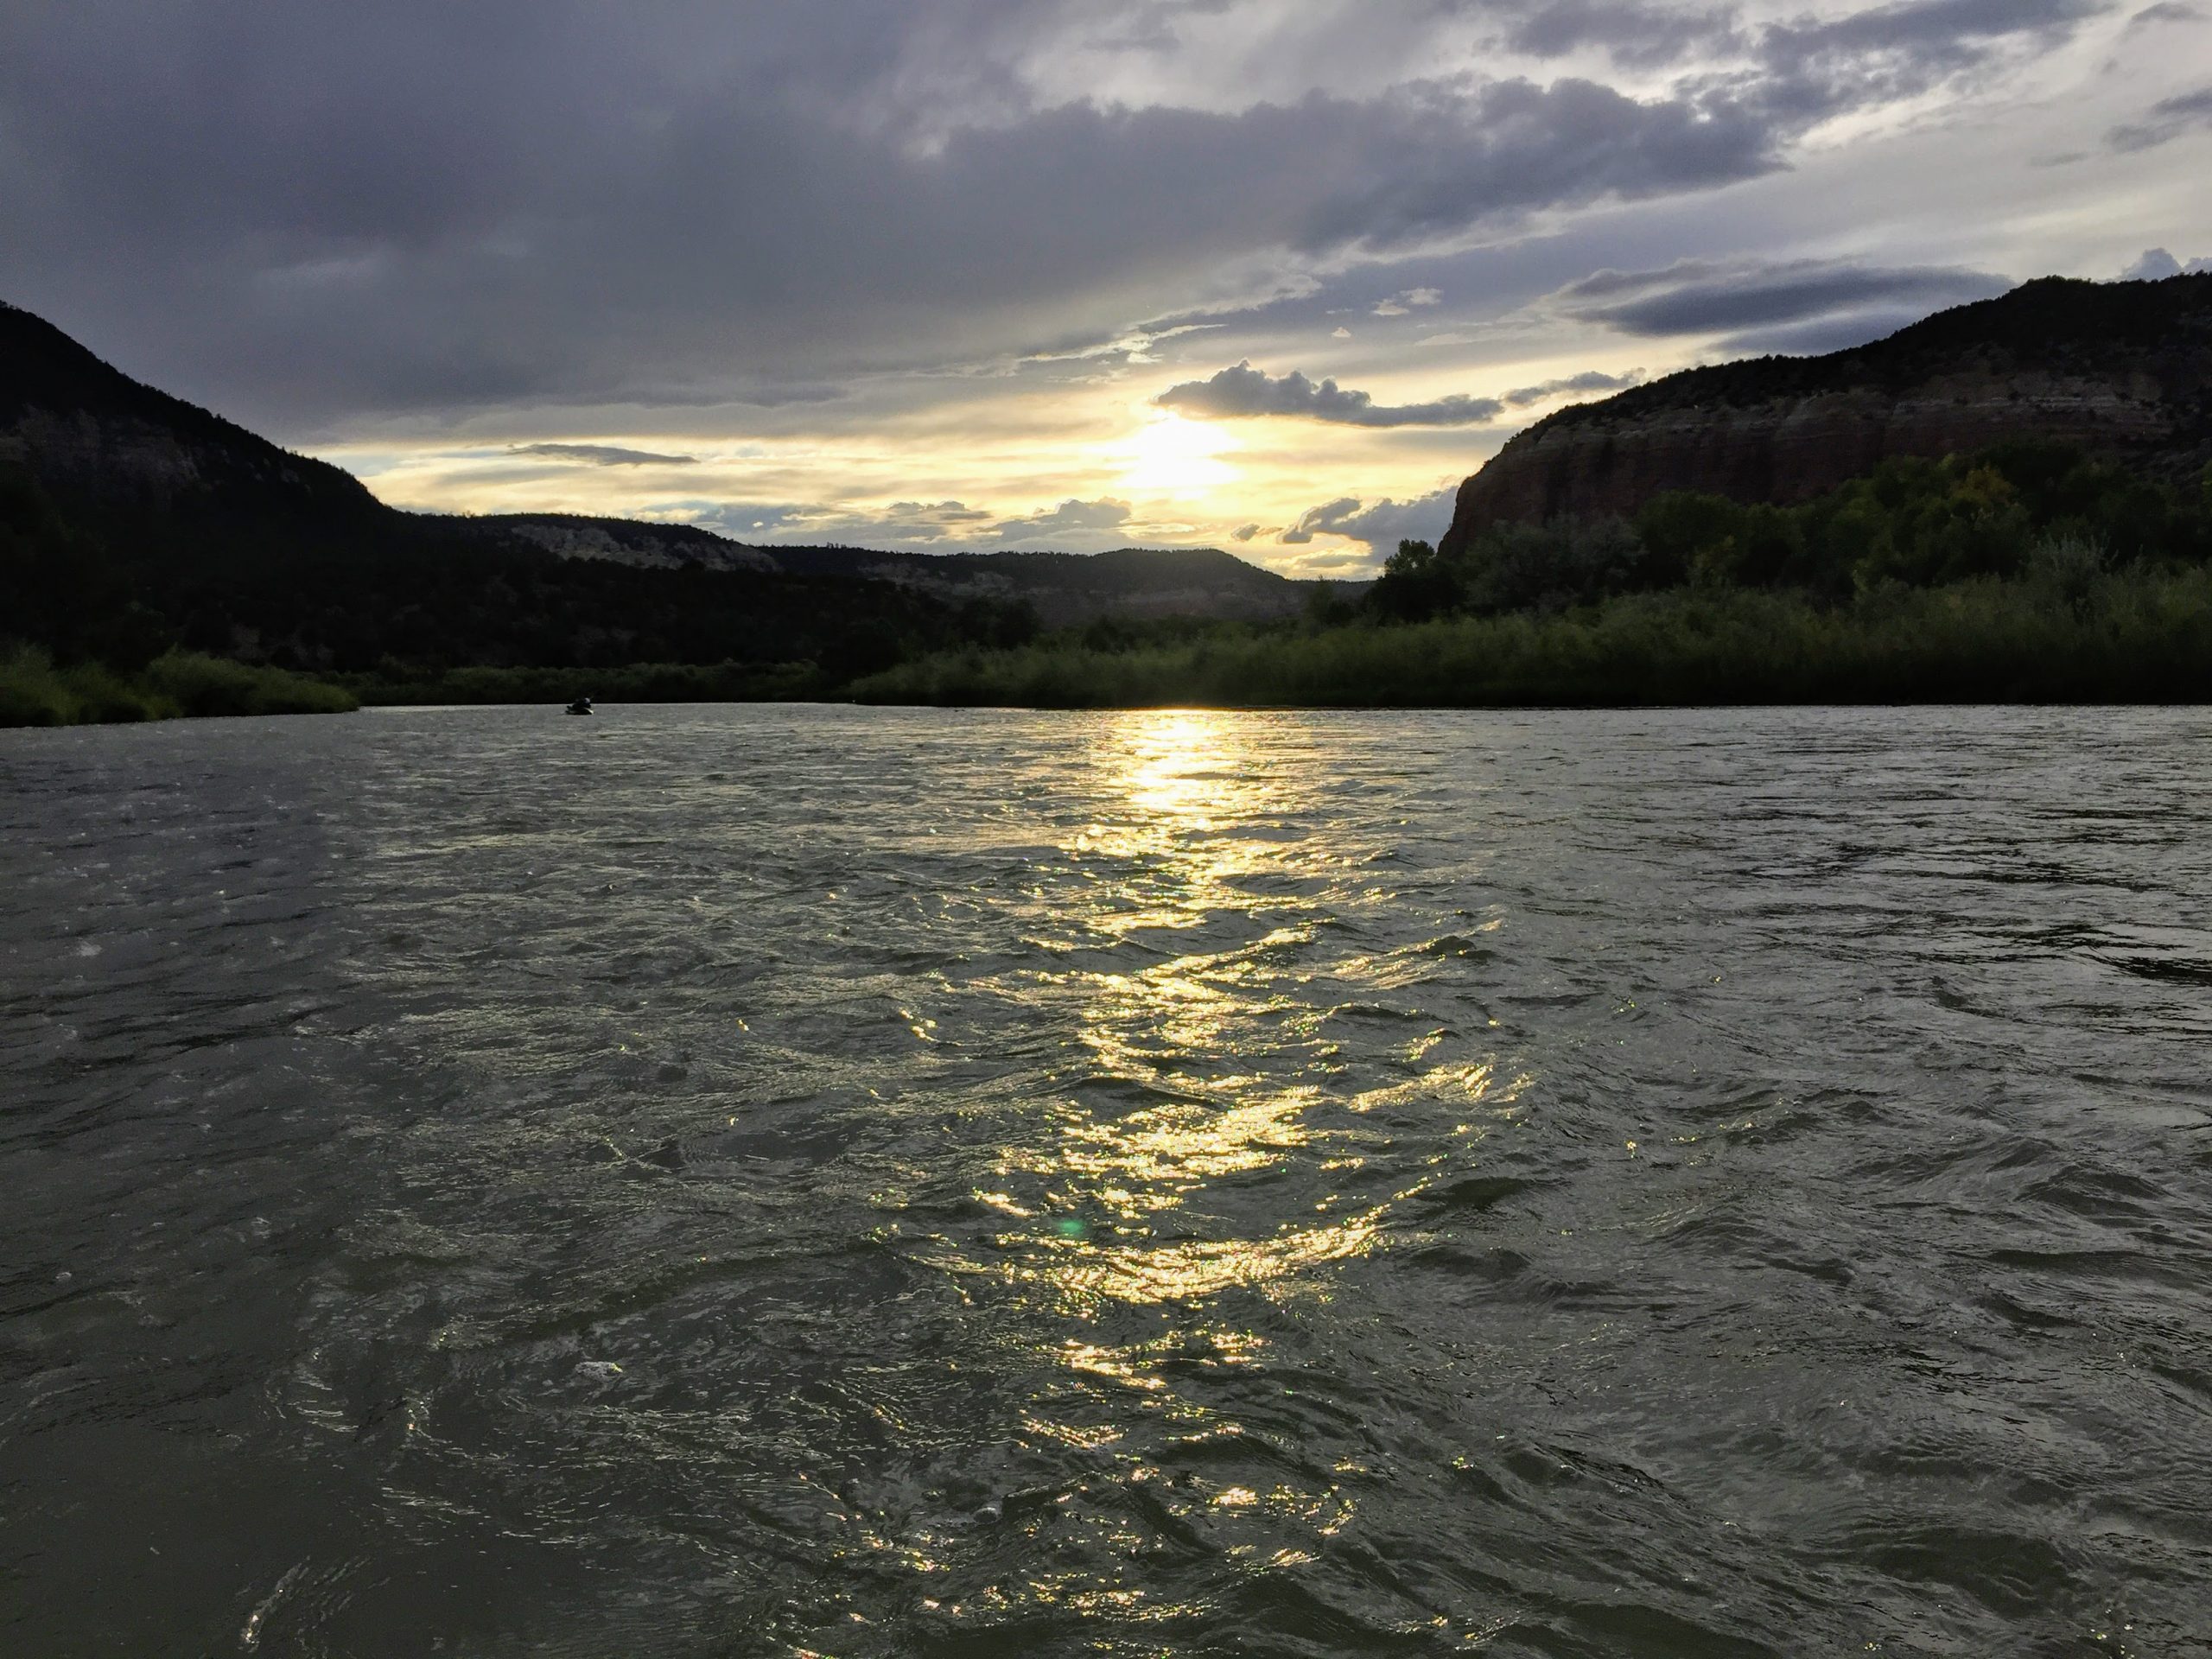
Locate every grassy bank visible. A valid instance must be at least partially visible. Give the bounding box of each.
[851,569,2212,708]
[340,658,825,708]
[0,647,359,727]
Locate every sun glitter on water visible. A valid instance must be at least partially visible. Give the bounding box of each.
[1116,412,1240,494]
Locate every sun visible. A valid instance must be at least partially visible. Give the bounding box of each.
[1116,413,1241,495]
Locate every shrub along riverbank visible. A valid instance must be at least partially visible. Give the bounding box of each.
[12,442,2212,721]
[858,442,2212,708]
[853,566,2212,708]
[0,647,359,727]
[332,658,824,709]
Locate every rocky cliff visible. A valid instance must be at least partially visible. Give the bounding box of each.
[1440,275,2212,558]
[0,302,383,539]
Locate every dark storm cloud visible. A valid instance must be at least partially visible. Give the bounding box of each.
[1158,363,1507,426]
[0,1,2113,429]
[512,443,698,467]
[2108,86,2212,150]
[0,3,1971,428]
[1555,257,2013,337]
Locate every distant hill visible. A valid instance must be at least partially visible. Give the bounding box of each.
[0,301,1310,642]
[485,516,1309,627]
[1440,274,2212,557]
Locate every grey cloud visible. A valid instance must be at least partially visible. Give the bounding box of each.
[512,442,697,467]
[1281,489,1459,559]
[654,501,810,541]
[1556,257,2012,338]
[1501,369,1643,406]
[0,5,1865,427]
[1495,2,1742,68]
[1752,0,2107,78]
[2109,86,2212,151]
[1727,0,2110,134]
[881,501,997,530]
[672,494,1149,553]
[1372,286,1443,315]
[993,498,1134,540]
[707,499,994,545]
[1231,523,1263,542]
[2120,247,2212,278]
[1158,362,1506,426]
[1484,0,2099,88]
[1714,308,1950,356]
[1281,499,1365,543]
[2126,2,2205,25]
[0,2,2115,434]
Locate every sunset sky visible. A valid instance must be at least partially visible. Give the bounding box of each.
[3,1,2206,574]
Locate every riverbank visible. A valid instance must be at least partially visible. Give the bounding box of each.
[16,567,2212,727]
[0,648,359,727]
[850,569,2212,708]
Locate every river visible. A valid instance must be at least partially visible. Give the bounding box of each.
[4,704,2209,1656]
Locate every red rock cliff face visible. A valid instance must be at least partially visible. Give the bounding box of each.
[1440,276,2212,559]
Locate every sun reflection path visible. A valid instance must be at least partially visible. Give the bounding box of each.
[912,709,1535,1606]
[977,711,1524,1319]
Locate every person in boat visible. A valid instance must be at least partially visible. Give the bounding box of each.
[567,695,594,715]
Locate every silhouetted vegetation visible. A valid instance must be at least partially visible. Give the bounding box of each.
[0,450,1044,723]
[12,416,2212,722]
[855,569,2212,707]
[335,659,825,707]
[858,443,2212,708]
[1375,441,2212,623]
[0,645,358,726]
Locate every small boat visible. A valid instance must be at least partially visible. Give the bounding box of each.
[566,696,594,716]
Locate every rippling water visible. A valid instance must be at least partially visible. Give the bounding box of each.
[6,704,2212,1656]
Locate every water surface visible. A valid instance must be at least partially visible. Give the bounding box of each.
[4,704,2210,1656]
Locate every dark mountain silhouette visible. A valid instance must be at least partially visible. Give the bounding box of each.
[0,302,1311,678]
[1440,274,2212,558]
[0,301,384,540]
[485,516,1309,627]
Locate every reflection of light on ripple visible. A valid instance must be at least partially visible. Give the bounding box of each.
[1054,1087,1323,1203]
[1046,1208,1386,1306]
[982,710,1525,1363]
[1118,710,1236,825]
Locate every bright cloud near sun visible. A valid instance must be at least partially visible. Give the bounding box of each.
[3,1,2206,574]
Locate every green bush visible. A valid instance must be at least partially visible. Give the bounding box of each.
[854,568,2212,709]
[140,652,358,717]
[0,646,356,728]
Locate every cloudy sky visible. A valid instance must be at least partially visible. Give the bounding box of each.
[3,1,2206,573]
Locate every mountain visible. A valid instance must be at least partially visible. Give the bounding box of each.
[1440,274,2212,559]
[0,302,1313,678]
[486,517,1309,627]
[0,301,385,543]
[0,299,1314,626]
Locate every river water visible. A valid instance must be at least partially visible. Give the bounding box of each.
[4,704,2210,1656]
